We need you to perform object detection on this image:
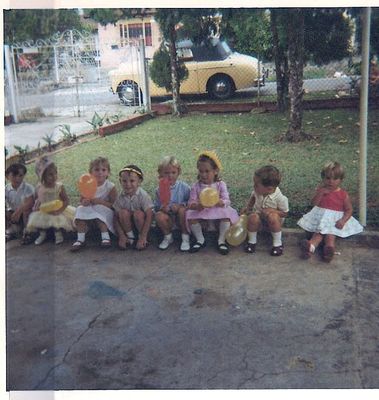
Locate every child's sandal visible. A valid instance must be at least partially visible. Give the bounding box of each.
[100,239,112,248]
[218,242,230,255]
[20,234,33,245]
[244,242,256,254]
[71,241,85,252]
[271,245,283,256]
[189,241,206,253]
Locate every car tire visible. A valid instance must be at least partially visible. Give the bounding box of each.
[208,75,235,100]
[117,80,141,106]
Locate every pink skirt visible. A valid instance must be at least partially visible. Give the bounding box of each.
[186,206,239,232]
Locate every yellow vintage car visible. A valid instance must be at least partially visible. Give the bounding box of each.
[109,39,263,105]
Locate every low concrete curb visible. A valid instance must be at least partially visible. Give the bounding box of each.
[282,227,379,248]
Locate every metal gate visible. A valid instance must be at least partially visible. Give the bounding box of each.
[5,29,104,120]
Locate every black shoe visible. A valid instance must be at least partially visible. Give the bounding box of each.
[189,241,206,253]
[218,242,229,255]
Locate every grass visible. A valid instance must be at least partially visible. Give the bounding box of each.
[24,108,379,229]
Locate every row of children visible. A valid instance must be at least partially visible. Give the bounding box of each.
[5,151,363,262]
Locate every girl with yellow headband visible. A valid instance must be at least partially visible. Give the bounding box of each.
[186,151,239,255]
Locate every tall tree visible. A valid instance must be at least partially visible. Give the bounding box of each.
[270,9,289,112]
[285,9,307,142]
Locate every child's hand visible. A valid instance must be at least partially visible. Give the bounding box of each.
[171,204,180,213]
[10,210,21,223]
[160,205,171,214]
[81,198,91,206]
[335,219,346,229]
[196,203,204,211]
[136,236,148,250]
[216,200,225,208]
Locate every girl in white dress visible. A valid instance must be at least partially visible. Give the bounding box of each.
[71,157,117,251]
[26,156,76,245]
[297,161,363,262]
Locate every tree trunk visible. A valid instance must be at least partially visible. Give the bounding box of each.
[285,9,307,142]
[168,25,183,116]
[270,9,289,112]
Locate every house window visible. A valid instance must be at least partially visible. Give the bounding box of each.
[120,22,152,47]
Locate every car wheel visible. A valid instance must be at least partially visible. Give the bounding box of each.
[208,75,235,100]
[117,80,141,106]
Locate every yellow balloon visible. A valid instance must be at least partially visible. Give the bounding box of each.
[40,199,63,213]
[199,187,220,208]
[226,214,248,246]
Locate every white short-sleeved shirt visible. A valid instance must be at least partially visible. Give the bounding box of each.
[5,181,35,211]
[251,186,289,214]
[114,187,154,213]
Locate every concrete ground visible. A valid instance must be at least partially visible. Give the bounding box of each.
[5,230,379,391]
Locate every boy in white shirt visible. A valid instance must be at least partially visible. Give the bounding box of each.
[241,165,289,256]
[5,163,35,243]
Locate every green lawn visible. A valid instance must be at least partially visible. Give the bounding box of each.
[25,108,379,228]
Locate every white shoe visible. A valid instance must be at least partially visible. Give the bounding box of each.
[34,231,46,245]
[180,240,190,252]
[159,235,174,250]
[55,231,64,245]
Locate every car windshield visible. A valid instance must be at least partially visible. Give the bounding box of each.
[191,40,233,62]
[218,41,233,58]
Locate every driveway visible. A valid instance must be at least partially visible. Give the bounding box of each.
[6,231,379,390]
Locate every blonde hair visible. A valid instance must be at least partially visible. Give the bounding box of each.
[321,161,345,180]
[157,156,182,176]
[89,157,111,174]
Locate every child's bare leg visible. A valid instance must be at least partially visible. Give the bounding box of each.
[71,219,88,251]
[300,232,324,259]
[156,210,174,250]
[155,211,172,235]
[96,219,111,247]
[117,209,135,247]
[323,234,336,262]
[176,206,190,251]
[266,212,284,255]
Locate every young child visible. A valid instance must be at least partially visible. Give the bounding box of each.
[26,156,75,245]
[72,157,117,251]
[5,163,35,244]
[154,156,191,251]
[241,165,289,256]
[113,164,154,251]
[297,161,363,262]
[186,151,239,255]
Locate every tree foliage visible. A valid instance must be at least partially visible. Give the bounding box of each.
[149,45,188,92]
[4,9,83,43]
[219,9,272,60]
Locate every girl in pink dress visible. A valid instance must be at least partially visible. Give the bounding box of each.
[186,151,239,255]
[297,161,363,262]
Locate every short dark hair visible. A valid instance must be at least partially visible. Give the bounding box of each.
[254,165,281,187]
[6,163,27,177]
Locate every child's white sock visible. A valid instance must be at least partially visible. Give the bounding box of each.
[190,223,205,244]
[77,232,86,242]
[126,231,135,243]
[218,221,231,245]
[101,231,110,241]
[272,231,282,247]
[247,231,257,244]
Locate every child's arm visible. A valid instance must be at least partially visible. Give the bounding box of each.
[136,208,153,250]
[90,186,117,208]
[335,193,353,229]
[187,184,204,211]
[261,207,288,219]
[217,181,230,208]
[10,195,34,223]
[50,186,69,215]
[240,194,256,215]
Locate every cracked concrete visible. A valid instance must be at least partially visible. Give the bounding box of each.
[5,231,379,391]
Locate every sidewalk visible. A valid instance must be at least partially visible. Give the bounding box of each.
[4,103,132,157]
[5,230,379,390]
